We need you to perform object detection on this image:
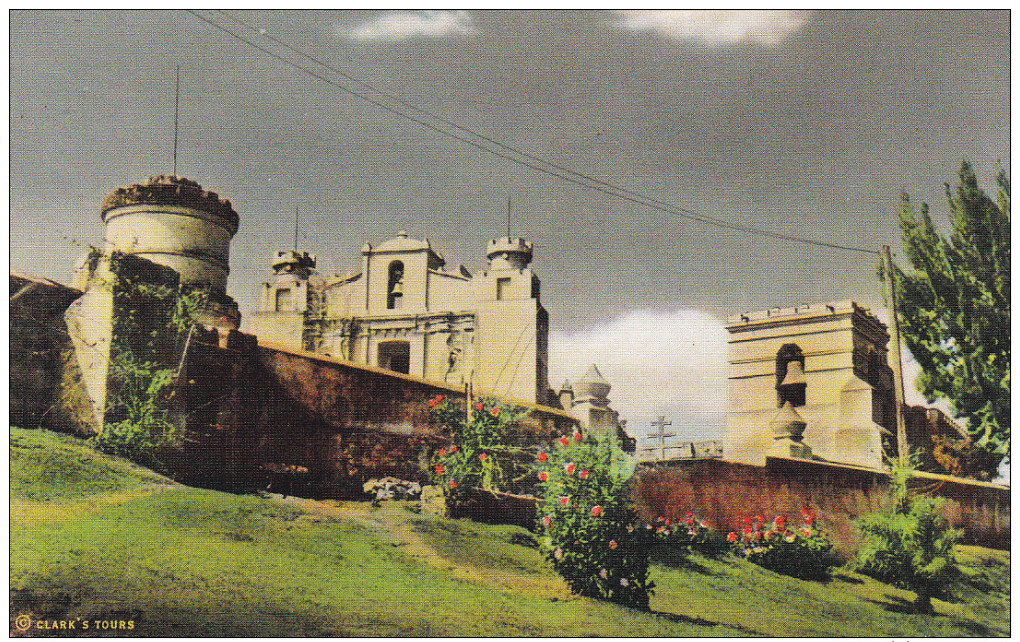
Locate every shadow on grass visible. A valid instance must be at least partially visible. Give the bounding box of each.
[649,609,761,635]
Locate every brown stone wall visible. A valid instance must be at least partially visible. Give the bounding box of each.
[632,457,1009,556]
[9,274,86,433]
[169,336,574,498]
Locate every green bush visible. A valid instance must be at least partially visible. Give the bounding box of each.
[536,430,654,610]
[429,395,533,501]
[728,510,836,580]
[852,466,959,613]
[645,512,727,562]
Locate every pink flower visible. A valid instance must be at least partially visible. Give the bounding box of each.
[559,496,569,506]
[541,515,552,527]
[539,471,549,482]
[538,451,548,463]
[599,568,608,579]
[656,516,664,523]
[491,407,500,417]
[579,469,589,480]
[619,577,629,587]
[435,464,445,475]
[590,505,603,517]
[565,462,576,475]
[448,479,458,489]
[727,532,738,542]
[609,540,618,549]
[479,452,488,462]
[554,547,563,560]
[573,431,583,443]
[700,522,708,529]
[559,436,570,447]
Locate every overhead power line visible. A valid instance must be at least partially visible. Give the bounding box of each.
[186,10,880,256]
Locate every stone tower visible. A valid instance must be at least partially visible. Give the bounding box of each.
[723,300,895,469]
[65,176,240,429]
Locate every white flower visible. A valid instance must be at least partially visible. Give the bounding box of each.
[620,577,630,587]
[599,568,608,579]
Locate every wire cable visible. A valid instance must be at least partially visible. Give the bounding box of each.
[186,10,880,256]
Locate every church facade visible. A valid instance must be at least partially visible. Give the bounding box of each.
[246,232,550,405]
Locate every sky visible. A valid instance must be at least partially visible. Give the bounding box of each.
[9,10,1010,447]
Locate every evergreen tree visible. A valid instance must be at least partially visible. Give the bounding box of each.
[885,162,1009,477]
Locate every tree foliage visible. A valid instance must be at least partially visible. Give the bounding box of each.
[886,162,1010,474]
[852,465,959,614]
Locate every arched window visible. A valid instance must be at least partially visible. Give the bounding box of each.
[386,261,404,310]
[775,343,806,407]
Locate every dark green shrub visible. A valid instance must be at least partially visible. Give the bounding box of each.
[536,430,654,609]
[852,466,959,613]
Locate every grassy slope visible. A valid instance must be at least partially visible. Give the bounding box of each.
[9,428,1010,637]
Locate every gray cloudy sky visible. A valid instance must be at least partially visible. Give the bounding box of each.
[9,10,1010,442]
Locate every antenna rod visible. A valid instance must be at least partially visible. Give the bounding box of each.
[293,205,299,251]
[507,195,511,239]
[173,64,180,177]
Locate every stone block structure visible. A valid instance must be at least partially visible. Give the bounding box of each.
[724,300,896,469]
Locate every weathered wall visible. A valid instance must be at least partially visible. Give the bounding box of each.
[632,457,1010,555]
[9,274,87,433]
[169,335,575,498]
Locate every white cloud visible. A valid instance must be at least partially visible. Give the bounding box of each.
[549,308,729,443]
[614,10,808,47]
[343,11,475,42]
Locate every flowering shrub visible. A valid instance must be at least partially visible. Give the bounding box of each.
[728,509,836,580]
[428,395,532,503]
[537,430,654,609]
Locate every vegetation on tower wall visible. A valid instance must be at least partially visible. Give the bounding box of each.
[94,252,210,471]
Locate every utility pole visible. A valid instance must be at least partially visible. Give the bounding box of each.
[882,244,910,466]
[648,416,675,462]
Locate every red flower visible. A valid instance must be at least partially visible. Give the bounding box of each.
[573,431,583,443]
[591,505,603,517]
[428,398,438,408]
[448,479,458,489]
[559,436,570,447]
[449,445,457,453]
[565,462,576,475]
[538,451,548,463]
[775,515,786,527]
[685,511,694,518]
[754,531,763,541]
[435,464,445,475]
[438,448,446,456]
[559,496,569,506]
[743,525,752,535]
[435,394,444,403]
[579,469,589,480]
[479,452,488,462]
[801,507,810,516]
[541,515,552,527]
[608,540,618,550]
[685,517,695,526]
[755,514,765,525]
[539,471,549,482]
[491,407,500,417]
[801,527,811,537]
[805,515,814,525]
[743,517,752,526]
[475,402,484,411]
[657,516,665,523]
[727,532,738,542]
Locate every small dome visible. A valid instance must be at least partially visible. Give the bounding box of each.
[573,364,611,400]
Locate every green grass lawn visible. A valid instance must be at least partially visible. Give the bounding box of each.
[9,428,1010,637]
